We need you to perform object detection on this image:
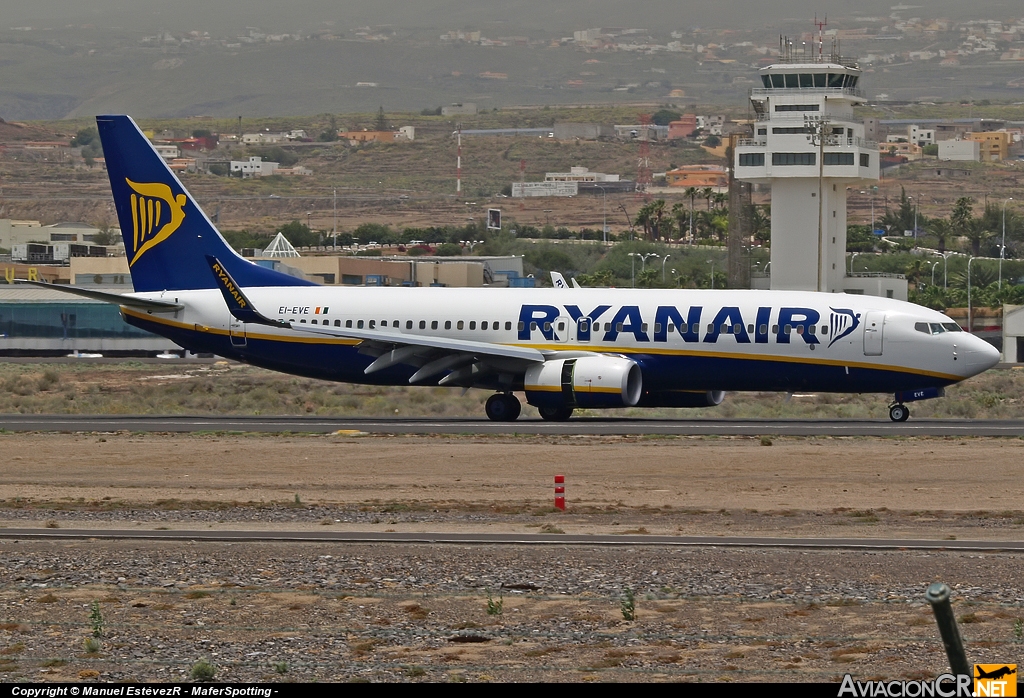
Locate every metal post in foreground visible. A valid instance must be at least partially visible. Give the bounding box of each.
[554,475,565,511]
[924,582,971,677]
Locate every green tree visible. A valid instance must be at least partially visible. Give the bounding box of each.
[435,242,463,256]
[651,109,681,126]
[375,106,388,131]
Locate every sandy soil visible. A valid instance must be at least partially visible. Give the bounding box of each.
[0,433,1022,538]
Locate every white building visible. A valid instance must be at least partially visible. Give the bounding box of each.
[938,140,980,162]
[734,44,890,297]
[908,125,935,147]
[230,156,279,178]
[396,126,415,141]
[153,144,180,160]
[544,166,620,183]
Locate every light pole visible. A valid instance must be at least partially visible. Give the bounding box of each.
[849,252,860,275]
[661,254,671,283]
[332,188,337,248]
[968,256,975,333]
[707,258,715,290]
[930,260,939,287]
[639,253,658,271]
[1000,197,1013,290]
[628,252,637,288]
[596,184,608,244]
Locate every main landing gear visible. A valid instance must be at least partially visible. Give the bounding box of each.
[485,393,522,422]
[538,405,574,421]
[888,402,910,422]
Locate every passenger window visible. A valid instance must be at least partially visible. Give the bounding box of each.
[505,321,512,331]
[470,321,477,330]
[667,323,674,333]
[311,319,317,325]
[820,326,827,335]
[518,321,525,331]
[557,322,565,331]
[580,320,590,332]
[458,320,464,330]
[772,324,778,333]
[734,323,742,334]
[346,320,353,328]
[760,324,768,334]
[300,319,307,323]
[530,322,537,331]
[747,324,754,333]
[721,324,729,334]
[419,320,426,330]
[368,320,375,329]
[654,323,662,333]
[616,323,623,332]
[334,320,341,327]
[482,321,488,330]
[544,322,552,332]
[808,325,815,335]
[357,320,363,328]
[406,320,412,329]
[394,320,398,327]
[431,321,438,330]
[445,320,452,330]
[784,324,792,334]
[707,324,714,333]
[494,321,499,330]
[796,325,804,334]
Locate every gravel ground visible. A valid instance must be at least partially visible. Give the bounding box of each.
[0,541,1022,683]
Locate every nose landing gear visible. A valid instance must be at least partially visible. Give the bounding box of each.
[888,402,910,422]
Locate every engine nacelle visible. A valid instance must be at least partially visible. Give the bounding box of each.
[638,390,726,408]
[524,356,642,409]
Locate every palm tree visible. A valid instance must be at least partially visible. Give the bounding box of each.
[928,218,952,255]
[951,196,974,249]
[683,187,698,243]
[701,187,714,211]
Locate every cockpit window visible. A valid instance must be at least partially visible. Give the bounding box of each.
[929,323,945,335]
[915,322,930,334]
[942,322,962,332]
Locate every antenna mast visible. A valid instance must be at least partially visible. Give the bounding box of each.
[814,14,827,61]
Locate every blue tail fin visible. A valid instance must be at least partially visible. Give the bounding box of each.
[96,115,315,292]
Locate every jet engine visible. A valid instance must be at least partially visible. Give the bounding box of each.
[637,390,726,408]
[524,356,642,409]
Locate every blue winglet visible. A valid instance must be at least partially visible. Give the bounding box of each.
[206,256,289,328]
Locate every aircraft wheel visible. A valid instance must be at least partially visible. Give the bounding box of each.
[889,404,910,422]
[538,405,574,421]
[485,393,521,422]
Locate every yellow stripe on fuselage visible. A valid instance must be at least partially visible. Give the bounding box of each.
[121,308,958,381]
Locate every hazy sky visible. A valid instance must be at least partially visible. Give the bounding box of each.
[6,1,1021,34]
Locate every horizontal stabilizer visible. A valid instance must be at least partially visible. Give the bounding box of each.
[15,280,183,310]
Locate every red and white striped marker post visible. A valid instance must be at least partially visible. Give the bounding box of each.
[554,475,565,510]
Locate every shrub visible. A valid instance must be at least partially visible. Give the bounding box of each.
[190,659,216,681]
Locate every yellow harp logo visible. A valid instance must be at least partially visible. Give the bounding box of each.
[126,179,187,266]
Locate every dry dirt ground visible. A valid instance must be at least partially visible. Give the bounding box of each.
[0,433,1021,683]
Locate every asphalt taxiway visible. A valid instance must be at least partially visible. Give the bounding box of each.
[1,414,1022,436]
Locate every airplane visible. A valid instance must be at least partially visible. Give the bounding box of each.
[24,115,1001,423]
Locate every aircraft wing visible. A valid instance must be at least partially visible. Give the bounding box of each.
[294,322,547,384]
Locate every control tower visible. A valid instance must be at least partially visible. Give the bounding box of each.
[734,38,879,293]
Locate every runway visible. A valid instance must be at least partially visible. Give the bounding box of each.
[1,413,1022,436]
[2,527,1023,551]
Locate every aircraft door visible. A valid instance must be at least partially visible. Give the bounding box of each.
[863,311,884,356]
[552,316,573,343]
[229,316,247,347]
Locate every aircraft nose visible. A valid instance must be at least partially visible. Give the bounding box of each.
[964,334,1000,374]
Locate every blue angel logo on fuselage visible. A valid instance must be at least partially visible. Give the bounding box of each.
[827,307,861,348]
